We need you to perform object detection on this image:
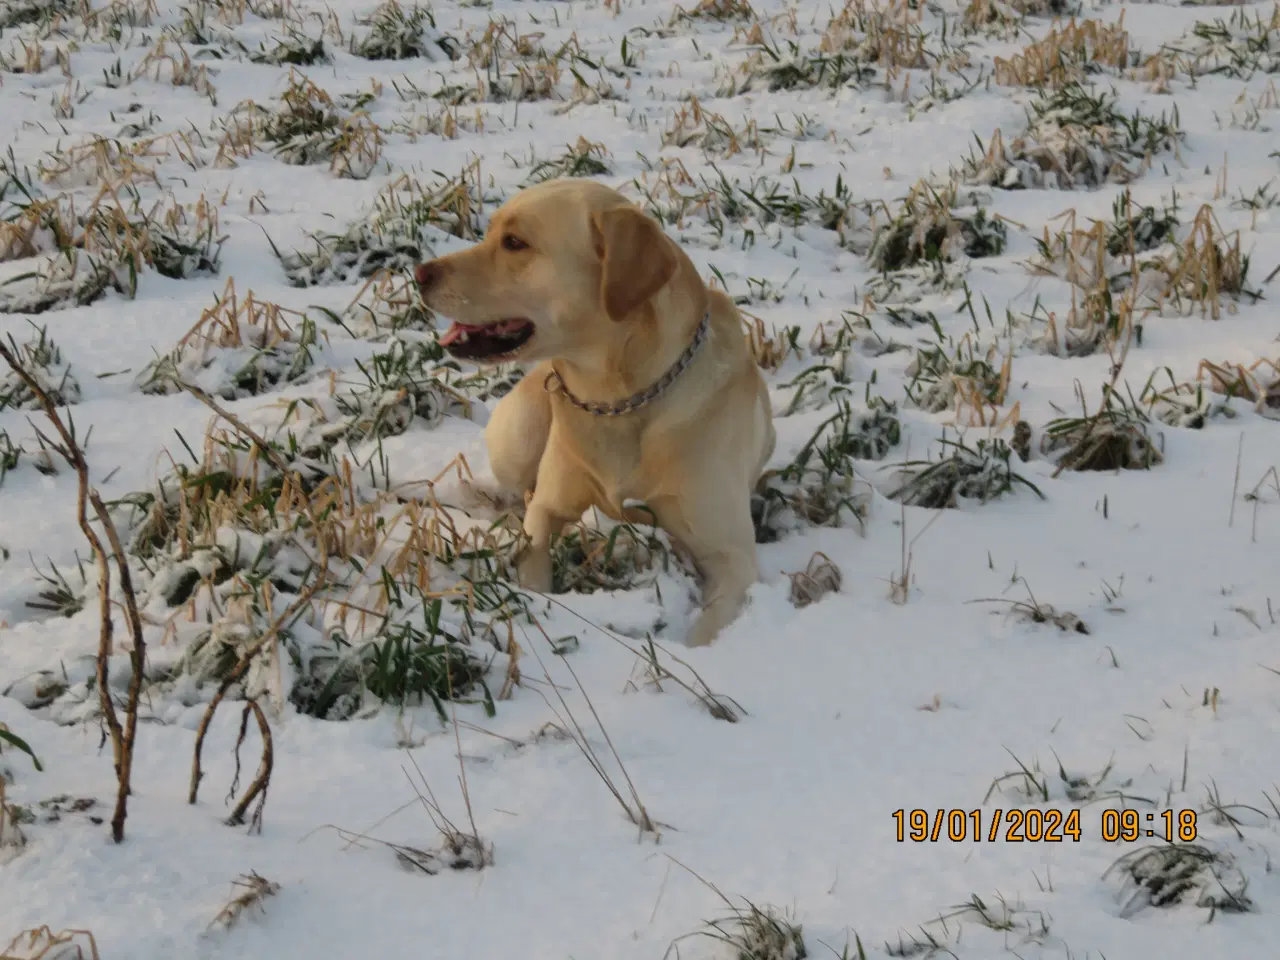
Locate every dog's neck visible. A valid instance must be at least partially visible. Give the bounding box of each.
[549,283,710,416]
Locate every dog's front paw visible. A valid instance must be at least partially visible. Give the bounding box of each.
[517,550,553,594]
[684,614,721,648]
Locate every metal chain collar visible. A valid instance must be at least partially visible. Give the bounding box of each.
[543,310,711,417]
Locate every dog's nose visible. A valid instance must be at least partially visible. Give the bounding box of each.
[415,261,440,292]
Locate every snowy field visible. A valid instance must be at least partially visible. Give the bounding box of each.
[1,0,1279,955]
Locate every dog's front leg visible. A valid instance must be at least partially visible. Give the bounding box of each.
[517,447,594,594]
[484,362,553,496]
[649,490,759,647]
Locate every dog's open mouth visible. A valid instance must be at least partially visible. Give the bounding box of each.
[439,318,535,361]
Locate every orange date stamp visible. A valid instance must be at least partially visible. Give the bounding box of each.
[892,808,1200,843]
[893,808,1082,842]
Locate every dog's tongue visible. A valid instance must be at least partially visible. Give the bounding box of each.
[439,319,529,346]
[439,322,467,346]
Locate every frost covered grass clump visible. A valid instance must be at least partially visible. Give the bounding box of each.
[319,271,436,339]
[0,0,74,30]
[962,0,1079,38]
[1136,354,1278,430]
[1042,383,1163,472]
[322,335,485,446]
[249,26,329,67]
[550,518,690,594]
[963,82,1182,190]
[1027,192,1255,356]
[857,180,1009,304]
[1145,5,1280,81]
[1139,367,1239,429]
[219,74,384,178]
[1193,357,1280,416]
[867,179,1007,273]
[732,39,875,94]
[0,182,224,314]
[904,326,1011,423]
[457,17,626,104]
[726,0,961,95]
[669,0,758,26]
[277,168,490,287]
[630,167,860,248]
[349,0,461,61]
[889,434,1044,508]
[669,898,809,960]
[661,99,768,155]
[0,325,79,411]
[1105,843,1253,918]
[1149,204,1257,319]
[1034,198,1256,356]
[525,138,612,184]
[136,281,320,400]
[754,394,899,541]
[1030,189,1179,290]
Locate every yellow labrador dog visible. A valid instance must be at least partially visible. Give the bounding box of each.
[415,178,775,647]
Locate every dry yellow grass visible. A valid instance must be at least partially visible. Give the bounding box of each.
[1,926,100,960]
[2,39,71,76]
[1,182,220,285]
[1197,357,1280,412]
[130,37,217,97]
[80,0,160,32]
[37,137,163,188]
[338,268,431,335]
[209,872,281,929]
[330,112,385,179]
[1043,282,1143,358]
[1156,204,1248,320]
[670,0,758,24]
[741,313,797,371]
[1028,209,1114,289]
[994,17,1130,88]
[820,0,929,74]
[175,279,309,354]
[662,97,762,155]
[1027,203,1161,355]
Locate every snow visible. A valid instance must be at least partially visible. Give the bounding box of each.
[2,0,1280,956]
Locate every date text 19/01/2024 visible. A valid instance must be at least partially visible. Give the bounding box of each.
[891,808,1200,843]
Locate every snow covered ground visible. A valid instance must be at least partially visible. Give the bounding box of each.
[1,0,1279,955]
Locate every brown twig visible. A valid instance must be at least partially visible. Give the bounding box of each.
[225,700,273,831]
[189,575,324,806]
[87,489,147,840]
[0,340,145,845]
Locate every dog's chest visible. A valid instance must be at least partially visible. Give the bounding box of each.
[557,415,647,506]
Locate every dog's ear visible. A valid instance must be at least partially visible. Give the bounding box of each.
[592,206,679,321]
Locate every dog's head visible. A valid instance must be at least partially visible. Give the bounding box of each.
[414,179,680,366]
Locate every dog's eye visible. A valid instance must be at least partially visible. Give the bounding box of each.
[501,234,528,252]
